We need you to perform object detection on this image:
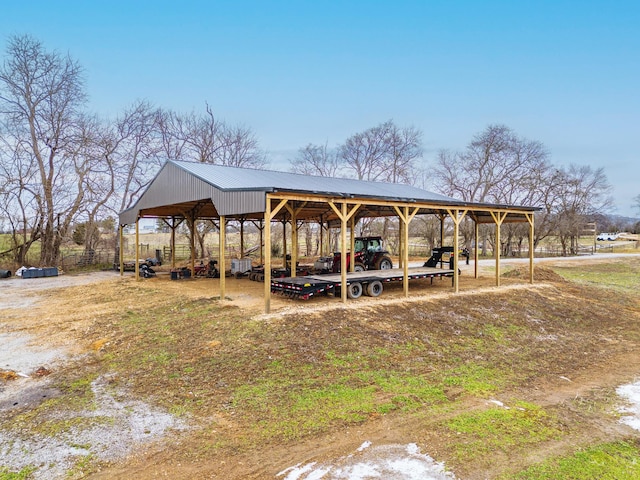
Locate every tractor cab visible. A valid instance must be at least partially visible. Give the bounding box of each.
[331,236,393,273]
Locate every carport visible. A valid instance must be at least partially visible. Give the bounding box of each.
[118,160,538,313]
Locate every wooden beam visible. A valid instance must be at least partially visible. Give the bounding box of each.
[526,212,535,284]
[446,209,468,293]
[135,218,140,281]
[394,206,419,297]
[474,218,479,279]
[264,202,272,313]
[119,224,124,276]
[219,216,226,301]
[490,211,508,286]
[327,201,360,304]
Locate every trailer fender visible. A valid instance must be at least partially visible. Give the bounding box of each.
[366,280,383,297]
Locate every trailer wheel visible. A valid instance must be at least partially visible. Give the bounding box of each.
[354,262,366,272]
[376,256,393,270]
[347,282,363,299]
[366,280,383,297]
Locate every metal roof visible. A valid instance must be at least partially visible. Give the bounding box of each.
[171,160,458,203]
[119,160,538,225]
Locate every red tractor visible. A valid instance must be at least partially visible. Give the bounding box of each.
[331,236,393,273]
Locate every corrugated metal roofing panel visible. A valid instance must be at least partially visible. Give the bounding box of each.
[171,160,457,203]
[119,160,537,226]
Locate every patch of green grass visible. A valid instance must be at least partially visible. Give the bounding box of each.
[441,363,505,396]
[358,370,447,412]
[66,453,96,478]
[552,258,640,293]
[446,401,563,460]
[233,381,378,440]
[507,440,640,479]
[7,373,99,435]
[0,466,37,480]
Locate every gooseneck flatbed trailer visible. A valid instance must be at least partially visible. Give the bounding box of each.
[271,266,455,301]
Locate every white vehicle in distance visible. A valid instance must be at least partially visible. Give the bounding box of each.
[597,232,619,241]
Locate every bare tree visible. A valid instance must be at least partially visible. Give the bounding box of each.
[338,121,395,181]
[112,100,163,211]
[337,120,423,239]
[433,125,552,255]
[553,164,612,255]
[386,122,423,184]
[289,142,342,176]
[0,35,87,264]
[216,123,266,168]
[0,140,42,263]
[633,194,640,215]
[158,104,266,169]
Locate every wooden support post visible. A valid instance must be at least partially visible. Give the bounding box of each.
[474,218,479,279]
[135,218,140,281]
[527,213,535,284]
[340,203,348,302]
[170,220,176,269]
[291,213,298,278]
[219,216,226,301]
[349,216,355,272]
[328,200,361,304]
[446,209,468,293]
[189,215,196,276]
[264,207,271,314]
[490,211,507,287]
[285,202,307,278]
[251,219,264,265]
[319,217,324,257]
[264,197,289,314]
[239,219,245,259]
[282,220,287,268]
[259,220,264,266]
[394,206,419,297]
[119,224,124,276]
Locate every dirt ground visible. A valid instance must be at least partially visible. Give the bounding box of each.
[2,255,640,479]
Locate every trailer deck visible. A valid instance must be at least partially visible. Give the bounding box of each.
[271,266,455,300]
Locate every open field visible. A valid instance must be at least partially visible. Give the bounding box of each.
[1,254,640,479]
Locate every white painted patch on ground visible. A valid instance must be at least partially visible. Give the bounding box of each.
[0,375,187,479]
[277,442,455,480]
[0,332,66,375]
[0,326,188,479]
[617,380,640,431]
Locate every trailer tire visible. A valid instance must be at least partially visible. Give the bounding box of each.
[347,282,363,299]
[376,256,393,270]
[366,280,383,297]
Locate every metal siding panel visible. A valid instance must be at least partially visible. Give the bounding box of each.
[214,190,265,216]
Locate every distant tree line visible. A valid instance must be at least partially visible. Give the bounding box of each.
[0,34,631,266]
[289,122,617,256]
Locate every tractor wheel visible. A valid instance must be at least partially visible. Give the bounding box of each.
[347,282,363,299]
[366,280,383,297]
[375,256,393,270]
[354,262,366,272]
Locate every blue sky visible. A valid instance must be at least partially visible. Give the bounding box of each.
[2,1,638,217]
